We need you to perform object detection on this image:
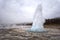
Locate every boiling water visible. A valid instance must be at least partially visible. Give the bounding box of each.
[28,4,45,32]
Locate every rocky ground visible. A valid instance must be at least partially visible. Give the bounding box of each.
[0,25,60,40]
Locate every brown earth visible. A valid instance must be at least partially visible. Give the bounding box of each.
[0,24,60,40]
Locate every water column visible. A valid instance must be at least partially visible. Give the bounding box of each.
[28,4,46,32]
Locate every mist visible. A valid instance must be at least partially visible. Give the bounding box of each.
[0,0,60,24]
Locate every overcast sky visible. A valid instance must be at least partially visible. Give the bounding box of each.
[0,0,60,24]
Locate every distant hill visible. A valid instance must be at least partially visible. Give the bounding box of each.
[10,18,60,26]
[45,18,60,25]
[23,17,60,25]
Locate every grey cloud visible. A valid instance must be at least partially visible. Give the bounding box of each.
[0,0,60,24]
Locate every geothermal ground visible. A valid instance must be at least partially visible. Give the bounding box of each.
[0,24,60,40]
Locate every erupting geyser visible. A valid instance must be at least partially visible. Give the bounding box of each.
[28,4,46,32]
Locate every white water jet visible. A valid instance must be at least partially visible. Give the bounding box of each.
[28,4,46,32]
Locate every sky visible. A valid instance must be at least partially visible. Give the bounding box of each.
[0,0,60,24]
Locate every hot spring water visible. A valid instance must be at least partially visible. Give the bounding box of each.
[28,4,46,32]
